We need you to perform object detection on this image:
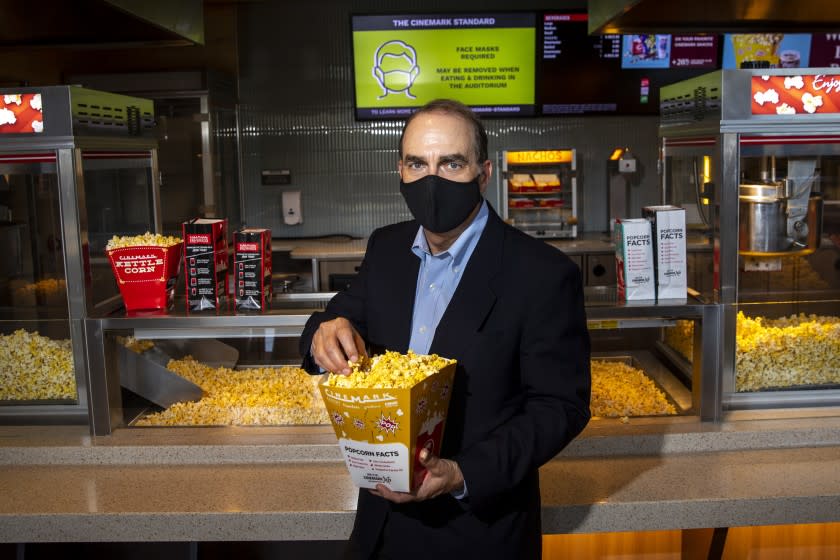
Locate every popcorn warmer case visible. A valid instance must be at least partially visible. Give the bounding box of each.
[499,149,578,238]
[0,86,161,424]
[659,69,840,413]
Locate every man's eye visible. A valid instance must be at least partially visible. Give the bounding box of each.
[408,162,425,170]
[444,162,463,170]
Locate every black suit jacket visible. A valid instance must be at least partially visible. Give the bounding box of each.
[300,207,591,560]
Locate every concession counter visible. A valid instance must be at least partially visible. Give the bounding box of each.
[660,69,840,413]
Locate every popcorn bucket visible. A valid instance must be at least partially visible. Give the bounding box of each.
[107,244,183,311]
[319,362,456,492]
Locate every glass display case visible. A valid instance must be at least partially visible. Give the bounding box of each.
[499,149,578,238]
[85,294,332,434]
[0,86,160,424]
[85,291,721,435]
[660,69,840,412]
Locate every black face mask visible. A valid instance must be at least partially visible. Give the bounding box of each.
[399,174,482,234]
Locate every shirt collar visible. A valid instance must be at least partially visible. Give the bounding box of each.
[410,200,489,263]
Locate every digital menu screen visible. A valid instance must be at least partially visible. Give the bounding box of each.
[539,13,718,115]
[351,13,536,120]
[621,34,718,69]
[0,93,44,134]
[722,33,813,69]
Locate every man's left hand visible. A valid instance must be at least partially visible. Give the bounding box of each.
[370,448,465,503]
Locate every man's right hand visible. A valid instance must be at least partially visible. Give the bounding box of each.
[311,317,367,375]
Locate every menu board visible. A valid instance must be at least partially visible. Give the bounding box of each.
[539,13,718,115]
[351,13,536,119]
[621,34,718,69]
[0,93,44,134]
[722,34,812,69]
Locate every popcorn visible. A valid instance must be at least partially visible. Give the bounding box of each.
[3,94,21,106]
[664,319,694,363]
[105,231,182,250]
[802,92,824,114]
[0,108,16,126]
[0,330,76,401]
[736,312,840,391]
[784,75,805,90]
[776,103,796,115]
[135,357,329,426]
[116,336,155,354]
[31,120,43,133]
[324,350,456,389]
[29,94,42,112]
[590,360,677,417]
[753,89,779,106]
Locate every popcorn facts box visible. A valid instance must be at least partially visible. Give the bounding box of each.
[233,228,272,311]
[615,218,655,301]
[183,218,228,311]
[319,355,457,493]
[643,205,687,300]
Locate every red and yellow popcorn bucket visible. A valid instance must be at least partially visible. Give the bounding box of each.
[319,352,456,493]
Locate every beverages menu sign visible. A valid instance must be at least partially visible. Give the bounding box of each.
[0,93,44,133]
[751,74,840,115]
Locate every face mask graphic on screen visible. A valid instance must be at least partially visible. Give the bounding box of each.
[373,40,420,100]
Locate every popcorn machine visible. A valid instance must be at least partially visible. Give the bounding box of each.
[499,149,578,238]
[0,86,160,425]
[659,69,840,414]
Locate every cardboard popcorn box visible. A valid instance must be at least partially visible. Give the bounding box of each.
[615,218,655,301]
[643,205,687,300]
[183,218,228,311]
[107,244,182,311]
[319,358,457,493]
[233,228,272,311]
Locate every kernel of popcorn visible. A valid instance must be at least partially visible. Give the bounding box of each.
[776,103,796,115]
[784,76,804,90]
[761,75,770,81]
[0,108,16,126]
[31,120,43,133]
[802,92,824,114]
[754,89,779,106]
[325,350,456,389]
[3,94,22,106]
[30,94,42,112]
[106,231,182,250]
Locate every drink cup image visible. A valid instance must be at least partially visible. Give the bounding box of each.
[780,50,801,68]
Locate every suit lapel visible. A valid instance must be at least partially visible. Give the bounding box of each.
[429,210,505,358]
[380,227,421,353]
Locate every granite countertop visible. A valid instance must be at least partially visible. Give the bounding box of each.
[2,414,840,542]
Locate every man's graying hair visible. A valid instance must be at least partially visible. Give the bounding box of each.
[398,99,489,165]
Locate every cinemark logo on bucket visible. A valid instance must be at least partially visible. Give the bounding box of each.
[187,234,211,244]
[237,242,259,252]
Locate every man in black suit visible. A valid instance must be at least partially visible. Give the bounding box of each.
[300,99,591,560]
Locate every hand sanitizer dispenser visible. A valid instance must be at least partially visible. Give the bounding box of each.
[282,191,302,225]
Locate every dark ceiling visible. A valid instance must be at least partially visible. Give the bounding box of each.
[589,0,840,34]
[0,0,203,49]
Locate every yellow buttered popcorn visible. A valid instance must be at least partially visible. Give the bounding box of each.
[590,360,677,418]
[135,357,328,426]
[0,330,76,401]
[324,350,456,389]
[736,311,840,391]
[106,231,182,250]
